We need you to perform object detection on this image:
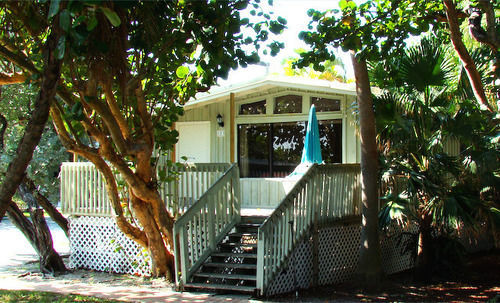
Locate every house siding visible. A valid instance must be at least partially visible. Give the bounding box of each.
[178,101,230,163]
[178,85,361,165]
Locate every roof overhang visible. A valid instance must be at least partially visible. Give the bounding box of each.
[183,75,357,110]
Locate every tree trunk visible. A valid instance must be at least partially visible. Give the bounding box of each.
[7,202,66,274]
[0,112,6,151]
[0,86,6,150]
[131,196,173,278]
[415,213,433,281]
[443,0,494,112]
[0,20,63,220]
[19,176,69,237]
[351,52,383,290]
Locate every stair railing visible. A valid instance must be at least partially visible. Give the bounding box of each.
[256,164,361,294]
[173,163,241,286]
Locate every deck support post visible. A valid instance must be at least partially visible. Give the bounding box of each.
[256,231,265,295]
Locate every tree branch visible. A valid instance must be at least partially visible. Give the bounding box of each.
[82,93,129,156]
[478,0,499,49]
[443,0,494,112]
[50,108,149,247]
[0,112,6,151]
[0,43,39,75]
[0,72,27,85]
[19,176,69,237]
[102,79,131,141]
[0,16,63,221]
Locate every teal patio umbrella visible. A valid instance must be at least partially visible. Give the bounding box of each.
[287,105,322,178]
[301,105,323,164]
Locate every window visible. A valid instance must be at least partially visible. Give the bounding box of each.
[311,97,341,112]
[238,119,342,177]
[239,100,266,115]
[274,94,302,114]
[318,120,342,163]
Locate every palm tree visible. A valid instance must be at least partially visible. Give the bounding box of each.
[372,37,499,279]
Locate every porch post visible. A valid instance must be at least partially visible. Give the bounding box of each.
[230,92,235,163]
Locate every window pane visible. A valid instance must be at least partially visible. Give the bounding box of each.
[238,124,270,178]
[311,97,341,112]
[272,122,306,177]
[239,100,266,115]
[237,119,342,178]
[274,94,302,114]
[318,119,342,163]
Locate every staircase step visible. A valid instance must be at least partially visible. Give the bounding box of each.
[228,232,257,237]
[211,252,257,258]
[240,216,267,224]
[219,242,257,248]
[193,272,257,281]
[184,282,255,294]
[203,262,256,269]
[236,223,261,228]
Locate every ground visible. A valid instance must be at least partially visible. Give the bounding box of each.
[274,251,500,302]
[0,217,498,302]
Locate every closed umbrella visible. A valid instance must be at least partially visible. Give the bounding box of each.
[301,105,322,164]
[287,105,322,179]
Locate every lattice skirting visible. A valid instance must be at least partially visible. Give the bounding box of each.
[265,221,416,296]
[69,216,151,276]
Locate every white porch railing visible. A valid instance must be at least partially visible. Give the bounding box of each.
[240,178,297,209]
[60,162,229,217]
[256,163,361,294]
[60,162,112,216]
[173,163,241,286]
[159,163,230,217]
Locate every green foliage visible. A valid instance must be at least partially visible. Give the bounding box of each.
[281,49,347,82]
[44,0,285,154]
[0,84,67,204]
[375,37,499,242]
[297,0,445,67]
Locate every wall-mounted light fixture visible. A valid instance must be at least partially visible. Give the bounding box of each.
[216,114,224,127]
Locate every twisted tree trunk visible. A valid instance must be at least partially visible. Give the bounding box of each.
[19,176,69,237]
[7,202,66,274]
[0,16,63,220]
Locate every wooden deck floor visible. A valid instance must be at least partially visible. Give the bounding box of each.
[240,208,274,217]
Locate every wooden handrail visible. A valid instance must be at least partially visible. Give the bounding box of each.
[173,163,241,286]
[256,163,361,294]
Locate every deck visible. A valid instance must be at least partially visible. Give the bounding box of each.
[61,162,413,295]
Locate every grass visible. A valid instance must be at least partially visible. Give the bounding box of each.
[0,290,122,303]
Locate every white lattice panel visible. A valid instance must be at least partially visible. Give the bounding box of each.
[266,239,313,296]
[380,223,417,275]
[265,221,416,296]
[69,216,151,276]
[318,224,361,285]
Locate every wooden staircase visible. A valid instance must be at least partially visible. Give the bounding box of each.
[184,216,265,294]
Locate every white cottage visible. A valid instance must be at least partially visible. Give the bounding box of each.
[61,76,417,296]
[174,75,361,208]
